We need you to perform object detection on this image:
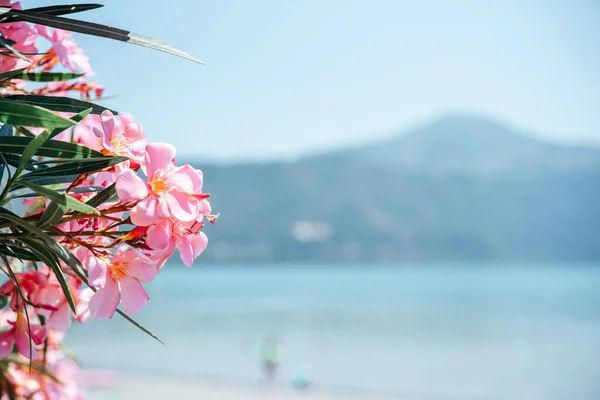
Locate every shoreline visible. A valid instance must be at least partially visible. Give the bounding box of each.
[84,373,399,400]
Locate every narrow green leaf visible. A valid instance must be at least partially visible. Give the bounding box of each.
[0,98,76,129]
[47,108,92,141]
[16,108,92,176]
[21,156,128,179]
[85,182,116,207]
[0,123,12,182]
[0,36,30,63]
[17,181,100,216]
[10,174,77,191]
[116,309,167,346]
[0,242,39,261]
[2,95,116,115]
[0,8,203,64]
[38,201,67,228]
[1,4,103,23]
[17,71,84,82]
[0,136,102,158]
[1,153,48,171]
[0,67,26,83]
[0,208,85,277]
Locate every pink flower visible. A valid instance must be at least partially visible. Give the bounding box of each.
[0,1,38,74]
[70,112,136,154]
[147,215,210,267]
[0,271,46,311]
[93,110,146,168]
[33,276,93,331]
[0,310,48,360]
[35,26,93,75]
[116,143,210,226]
[80,247,157,319]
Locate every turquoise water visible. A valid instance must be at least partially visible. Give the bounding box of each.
[68,264,600,400]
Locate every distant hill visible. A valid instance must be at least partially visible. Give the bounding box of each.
[190,115,600,263]
[334,115,600,175]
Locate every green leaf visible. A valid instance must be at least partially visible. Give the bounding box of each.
[0,208,86,277]
[0,7,203,64]
[17,71,84,82]
[21,156,128,179]
[15,236,76,313]
[10,174,77,191]
[1,4,103,23]
[45,108,92,141]
[86,182,117,207]
[0,36,30,63]
[0,98,76,129]
[0,242,39,261]
[0,136,102,158]
[1,153,48,171]
[18,109,92,174]
[38,201,66,228]
[0,67,26,83]
[0,123,12,181]
[116,309,167,346]
[3,95,116,115]
[17,181,100,216]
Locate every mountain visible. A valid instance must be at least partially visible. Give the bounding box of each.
[190,115,600,263]
[334,115,600,175]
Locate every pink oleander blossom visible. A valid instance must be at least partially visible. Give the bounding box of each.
[78,247,157,319]
[70,112,136,155]
[147,213,210,267]
[93,110,146,168]
[35,26,93,76]
[33,275,93,331]
[116,143,210,226]
[0,310,48,360]
[0,271,46,311]
[0,1,37,74]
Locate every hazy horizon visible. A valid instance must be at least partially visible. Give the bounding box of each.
[181,112,600,164]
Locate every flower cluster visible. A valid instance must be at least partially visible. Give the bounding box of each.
[0,2,214,398]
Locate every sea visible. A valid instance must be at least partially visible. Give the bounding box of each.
[67,263,600,400]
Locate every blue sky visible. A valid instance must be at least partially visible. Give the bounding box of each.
[28,0,600,161]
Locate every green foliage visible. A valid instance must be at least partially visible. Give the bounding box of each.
[0,99,76,129]
[0,2,205,349]
[3,95,117,115]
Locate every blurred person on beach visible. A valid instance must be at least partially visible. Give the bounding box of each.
[260,336,280,385]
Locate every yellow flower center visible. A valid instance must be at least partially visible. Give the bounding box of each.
[109,263,129,280]
[151,179,167,195]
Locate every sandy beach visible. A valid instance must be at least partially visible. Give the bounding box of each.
[85,374,397,400]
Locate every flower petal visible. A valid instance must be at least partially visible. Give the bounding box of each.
[99,110,116,143]
[146,219,173,250]
[15,315,39,360]
[113,249,157,284]
[164,191,197,222]
[0,330,15,358]
[48,302,72,331]
[30,324,47,346]
[119,277,149,315]
[87,255,107,288]
[116,170,149,202]
[89,276,120,319]
[130,196,161,226]
[145,143,176,180]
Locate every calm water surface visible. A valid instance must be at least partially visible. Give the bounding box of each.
[68,264,600,400]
